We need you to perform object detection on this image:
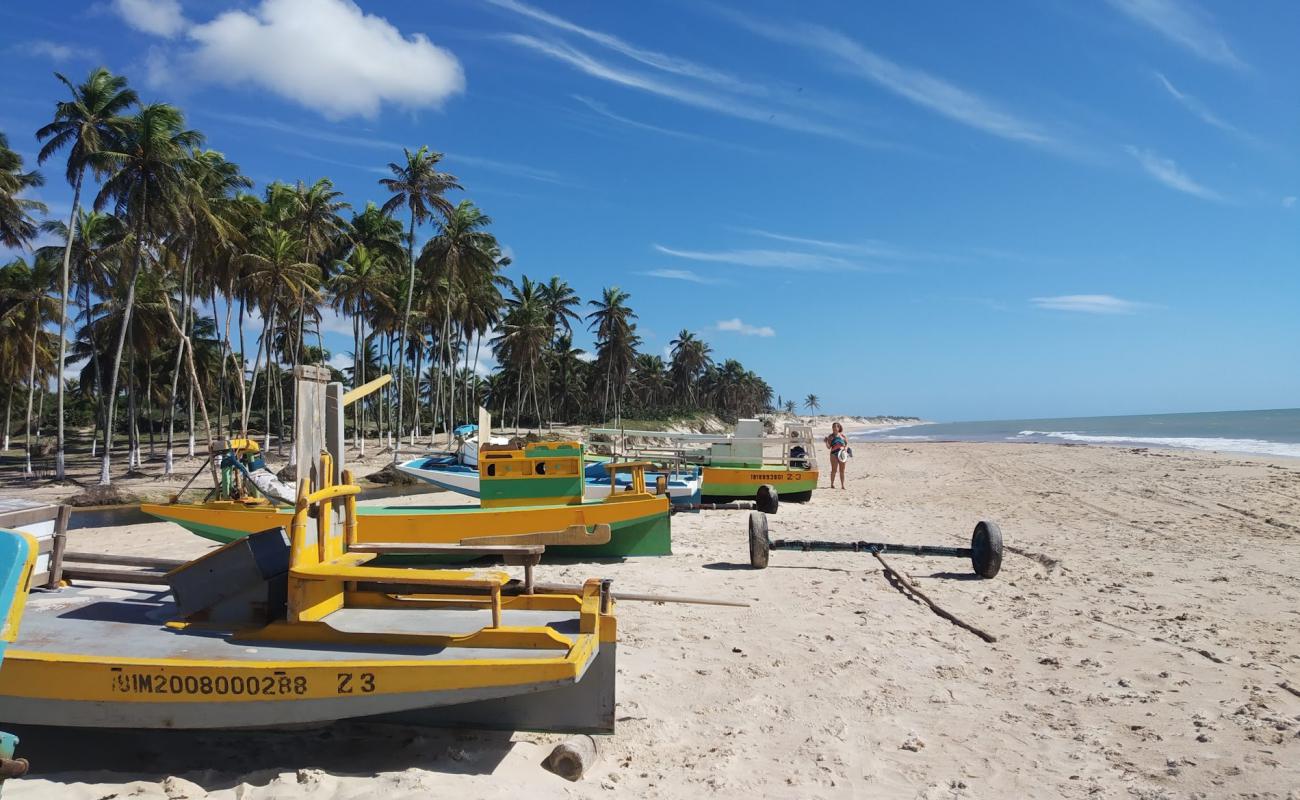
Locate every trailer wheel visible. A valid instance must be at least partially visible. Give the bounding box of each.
[756,484,779,514]
[971,520,1003,579]
[748,512,770,569]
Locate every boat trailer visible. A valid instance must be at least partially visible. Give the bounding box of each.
[671,483,779,515]
[745,512,1004,578]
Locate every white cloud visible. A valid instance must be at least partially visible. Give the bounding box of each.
[501,35,885,148]
[654,244,864,272]
[1106,0,1246,71]
[486,0,753,94]
[572,95,763,154]
[1282,196,1296,209]
[13,40,92,62]
[113,0,187,37]
[1154,72,1253,142]
[140,0,465,119]
[722,12,1060,151]
[639,268,722,285]
[316,306,354,338]
[1125,145,1221,201]
[326,352,353,373]
[717,317,775,337]
[735,227,948,263]
[1030,295,1146,314]
[576,351,597,363]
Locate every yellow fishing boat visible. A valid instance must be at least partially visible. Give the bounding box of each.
[0,471,618,732]
[144,370,671,558]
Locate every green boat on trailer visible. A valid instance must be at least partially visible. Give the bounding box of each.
[590,419,819,504]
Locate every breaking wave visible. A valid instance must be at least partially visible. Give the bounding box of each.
[1017,431,1300,459]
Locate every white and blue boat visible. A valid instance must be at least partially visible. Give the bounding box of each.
[396,424,498,497]
[397,425,703,506]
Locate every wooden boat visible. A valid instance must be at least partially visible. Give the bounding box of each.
[144,443,671,558]
[592,420,819,503]
[400,439,702,507]
[0,473,617,732]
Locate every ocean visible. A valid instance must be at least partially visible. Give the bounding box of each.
[850,408,1300,459]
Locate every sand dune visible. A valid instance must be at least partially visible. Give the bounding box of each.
[9,440,1299,798]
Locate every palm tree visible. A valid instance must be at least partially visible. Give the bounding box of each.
[0,131,47,249]
[331,244,394,453]
[36,67,137,480]
[493,276,550,431]
[241,227,319,448]
[0,254,62,475]
[669,329,713,404]
[586,287,639,420]
[804,394,820,414]
[93,103,201,484]
[42,210,126,454]
[784,399,796,414]
[379,146,460,455]
[418,200,497,441]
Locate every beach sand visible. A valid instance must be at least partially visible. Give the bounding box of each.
[7,438,1299,798]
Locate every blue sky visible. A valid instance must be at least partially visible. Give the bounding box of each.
[1,0,1296,421]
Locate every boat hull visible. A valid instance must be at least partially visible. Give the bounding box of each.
[0,587,616,733]
[395,460,481,497]
[141,498,672,558]
[699,466,818,503]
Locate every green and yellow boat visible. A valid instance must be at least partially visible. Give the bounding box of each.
[592,419,819,504]
[143,441,671,558]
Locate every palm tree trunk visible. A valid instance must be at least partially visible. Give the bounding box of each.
[357,318,366,455]
[352,314,361,452]
[471,333,483,418]
[84,279,104,458]
[164,251,192,475]
[100,212,148,485]
[261,303,278,452]
[529,358,542,434]
[127,346,139,470]
[24,315,39,477]
[54,171,84,480]
[213,287,228,435]
[146,365,155,458]
[238,295,250,433]
[411,339,424,444]
[395,211,416,462]
[3,385,12,452]
[162,287,218,485]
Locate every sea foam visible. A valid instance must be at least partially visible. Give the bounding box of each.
[1017,431,1300,459]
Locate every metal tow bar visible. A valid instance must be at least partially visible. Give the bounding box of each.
[746,512,1003,578]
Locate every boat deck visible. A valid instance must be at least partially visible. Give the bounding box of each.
[16,586,580,662]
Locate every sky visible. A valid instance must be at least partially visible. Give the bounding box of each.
[1,0,1296,422]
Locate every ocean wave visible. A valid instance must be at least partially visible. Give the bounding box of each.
[1016,431,1300,459]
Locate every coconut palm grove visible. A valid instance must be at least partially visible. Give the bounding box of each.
[0,68,782,486]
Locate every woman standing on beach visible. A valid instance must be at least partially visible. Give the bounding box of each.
[825,422,848,489]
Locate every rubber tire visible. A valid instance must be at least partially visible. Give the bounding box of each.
[748,512,770,569]
[971,520,1003,579]
[756,484,779,514]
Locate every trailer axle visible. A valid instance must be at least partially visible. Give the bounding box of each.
[747,513,1003,578]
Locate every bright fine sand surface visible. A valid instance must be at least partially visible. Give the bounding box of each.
[9,439,1300,799]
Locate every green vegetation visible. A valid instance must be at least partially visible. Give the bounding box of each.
[0,67,779,484]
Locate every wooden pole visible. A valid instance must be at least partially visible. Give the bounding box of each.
[872,552,997,643]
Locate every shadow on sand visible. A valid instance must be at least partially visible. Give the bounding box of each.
[10,721,518,790]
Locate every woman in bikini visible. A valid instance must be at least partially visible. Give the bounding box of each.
[824,422,848,489]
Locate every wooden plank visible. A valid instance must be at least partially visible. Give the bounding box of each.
[341,373,391,406]
[0,505,60,529]
[349,542,545,555]
[47,505,69,588]
[62,566,171,585]
[460,524,611,548]
[64,551,186,569]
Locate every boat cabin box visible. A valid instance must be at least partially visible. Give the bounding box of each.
[708,419,765,468]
